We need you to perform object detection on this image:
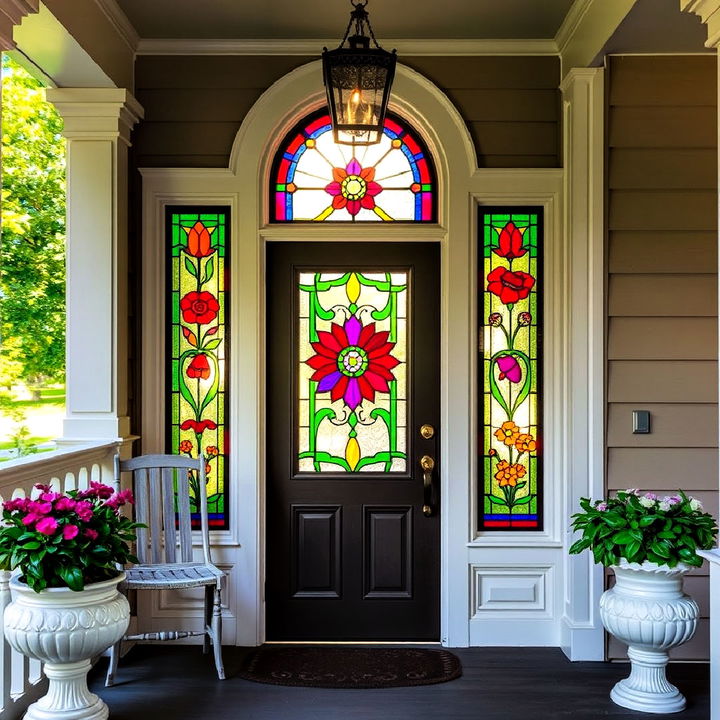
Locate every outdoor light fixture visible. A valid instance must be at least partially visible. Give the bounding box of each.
[322,0,397,146]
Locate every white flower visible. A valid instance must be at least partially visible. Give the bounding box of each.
[639,496,656,508]
[658,501,671,512]
[624,488,640,495]
[690,498,703,512]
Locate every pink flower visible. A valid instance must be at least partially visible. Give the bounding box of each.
[35,517,58,535]
[62,524,79,541]
[643,492,657,501]
[84,528,98,540]
[324,159,383,217]
[40,492,61,503]
[29,501,53,515]
[55,497,77,512]
[78,482,114,500]
[74,501,93,522]
[3,498,30,512]
[33,484,51,493]
[596,502,608,511]
[496,355,522,383]
[22,513,40,526]
[105,489,135,510]
[664,495,681,506]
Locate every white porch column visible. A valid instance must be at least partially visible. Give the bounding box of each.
[45,89,143,442]
[559,67,606,661]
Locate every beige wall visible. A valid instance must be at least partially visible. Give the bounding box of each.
[606,55,718,660]
[133,55,560,169]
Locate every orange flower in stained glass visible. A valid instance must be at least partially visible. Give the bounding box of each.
[494,421,520,447]
[515,433,536,453]
[495,460,527,487]
[182,221,216,258]
[324,158,383,217]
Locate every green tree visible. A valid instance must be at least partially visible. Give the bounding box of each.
[1,54,66,392]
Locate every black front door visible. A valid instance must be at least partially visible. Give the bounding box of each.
[266,242,440,640]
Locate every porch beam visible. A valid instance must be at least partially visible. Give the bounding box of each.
[559,67,606,661]
[45,88,143,442]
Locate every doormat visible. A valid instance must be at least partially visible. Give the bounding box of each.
[238,646,462,689]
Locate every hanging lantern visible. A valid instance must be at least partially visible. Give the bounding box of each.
[322,1,397,146]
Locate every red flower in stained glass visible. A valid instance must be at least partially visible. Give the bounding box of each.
[183,221,216,258]
[180,291,219,325]
[180,419,217,434]
[487,267,535,305]
[324,159,383,217]
[493,222,527,259]
[186,353,211,379]
[305,316,400,411]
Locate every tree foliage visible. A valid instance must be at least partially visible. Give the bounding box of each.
[1,54,66,388]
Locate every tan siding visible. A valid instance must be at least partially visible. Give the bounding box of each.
[609,318,718,359]
[607,403,717,448]
[609,107,716,148]
[134,55,560,168]
[609,232,717,274]
[608,361,718,403]
[608,274,717,316]
[609,56,717,106]
[609,149,717,190]
[607,448,718,489]
[606,56,717,660]
[609,190,717,231]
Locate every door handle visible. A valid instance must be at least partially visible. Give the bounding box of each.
[420,455,437,517]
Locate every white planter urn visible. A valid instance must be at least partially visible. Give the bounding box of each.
[599,561,699,714]
[3,573,129,720]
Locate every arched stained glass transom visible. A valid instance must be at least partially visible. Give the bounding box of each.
[270,109,436,222]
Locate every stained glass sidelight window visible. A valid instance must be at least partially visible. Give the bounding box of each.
[479,209,542,530]
[271,109,435,222]
[167,207,229,529]
[298,271,407,472]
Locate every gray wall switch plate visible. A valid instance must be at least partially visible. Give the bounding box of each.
[632,410,650,434]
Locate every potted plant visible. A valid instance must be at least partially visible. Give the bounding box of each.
[570,489,717,714]
[0,481,142,720]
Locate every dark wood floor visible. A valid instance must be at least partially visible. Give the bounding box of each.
[89,645,710,720]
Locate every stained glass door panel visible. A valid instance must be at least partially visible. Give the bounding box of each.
[298,271,407,473]
[267,242,440,640]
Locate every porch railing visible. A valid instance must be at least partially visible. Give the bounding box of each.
[0,442,118,720]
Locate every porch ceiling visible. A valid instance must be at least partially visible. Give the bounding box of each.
[114,0,575,40]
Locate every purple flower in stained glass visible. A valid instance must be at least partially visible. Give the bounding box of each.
[324,159,383,217]
[496,354,522,383]
[305,315,400,411]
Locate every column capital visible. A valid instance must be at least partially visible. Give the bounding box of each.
[681,0,720,48]
[0,0,38,50]
[559,67,604,95]
[45,88,143,145]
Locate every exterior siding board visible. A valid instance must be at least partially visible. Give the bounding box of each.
[133,55,561,168]
[606,55,718,660]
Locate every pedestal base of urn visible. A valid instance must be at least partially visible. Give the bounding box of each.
[25,661,108,720]
[610,647,686,714]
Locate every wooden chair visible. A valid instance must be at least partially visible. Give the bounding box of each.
[105,454,225,686]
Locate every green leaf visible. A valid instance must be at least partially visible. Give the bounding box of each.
[203,338,221,351]
[184,256,198,278]
[512,495,533,506]
[203,257,214,284]
[488,495,508,506]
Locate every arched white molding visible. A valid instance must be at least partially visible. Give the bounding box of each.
[228,59,477,212]
[140,58,570,650]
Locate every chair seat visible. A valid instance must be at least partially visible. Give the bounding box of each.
[123,562,224,590]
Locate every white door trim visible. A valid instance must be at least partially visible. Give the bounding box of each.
[139,58,602,657]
